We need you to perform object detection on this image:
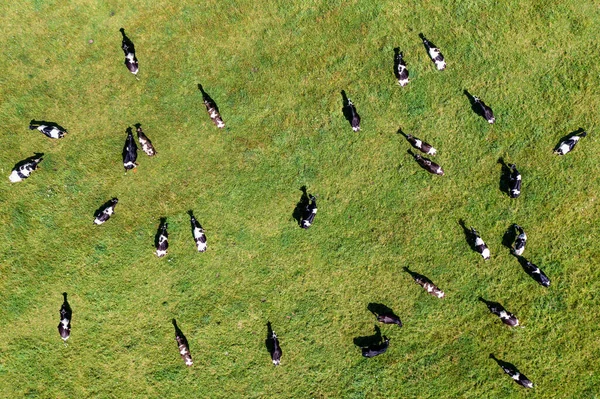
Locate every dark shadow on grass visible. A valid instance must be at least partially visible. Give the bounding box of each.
[198,84,221,113]
[458,219,477,252]
[265,321,276,358]
[497,158,511,196]
[340,90,354,126]
[292,186,310,225]
[154,217,167,248]
[353,325,382,348]
[502,224,517,250]
[12,152,44,171]
[402,266,433,285]
[29,120,68,132]
[172,319,190,349]
[393,47,401,80]
[489,353,518,372]
[419,33,439,51]
[553,127,586,152]
[511,253,550,287]
[463,90,486,120]
[367,303,396,317]
[479,297,506,314]
[120,28,135,53]
[93,197,117,219]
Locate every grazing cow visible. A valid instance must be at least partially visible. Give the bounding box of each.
[198,85,225,128]
[135,124,156,156]
[376,313,402,327]
[404,267,445,298]
[554,131,587,155]
[29,123,67,139]
[411,152,444,175]
[473,96,495,124]
[513,253,550,287]
[123,128,138,171]
[393,48,409,86]
[93,198,118,225]
[490,354,533,388]
[156,222,168,257]
[420,34,446,70]
[508,164,521,198]
[479,298,519,327]
[270,331,282,366]
[470,227,490,260]
[9,154,43,183]
[189,212,207,252]
[172,319,193,366]
[400,130,437,155]
[512,224,527,256]
[58,292,72,341]
[300,195,317,229]
[362,337,390,358]
[120,28,138,75]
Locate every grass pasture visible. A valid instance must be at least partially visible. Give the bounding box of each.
[1,0,600,397]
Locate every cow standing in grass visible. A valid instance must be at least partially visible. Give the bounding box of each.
[58,292,72,341]
[512,224,527,256]
[508,164,521,198]
[172,319,193,366]
[420,33,446,70]
[94,198,118,225]
[123,128,138,171]
[156,222,168,257]
[473,96,495,124]
[470,227,490,260]
[393,48,409,86]
[300,195,317,229]
[136,124,156,156]
[120,28,139,75]
[189,212,207,252]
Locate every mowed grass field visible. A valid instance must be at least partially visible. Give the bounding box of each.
[1,0,599,397]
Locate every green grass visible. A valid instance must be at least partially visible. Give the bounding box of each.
[1,0,600,397]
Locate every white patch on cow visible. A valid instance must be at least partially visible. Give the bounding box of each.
[475,237,484,246]
[124,161,136,168]
[557,143,570,155]
[216,119,225,128]
[302,220,312,227]
[435,60,446,70]
[352,126,360,132]
[156,249,167,257]
[9,170,22,182]
[312,208,318,214]
[516,175,522,181]
[398,78,409,86]
[427,147,437,155]
[511,189,521,196]
[414,139,422,148]
[481,248,490,259]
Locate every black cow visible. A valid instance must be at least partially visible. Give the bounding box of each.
[404,267,445,298]
[508,164,521,198]
[270,331,282,365]
[362,337,390,358]
[123,127,138,171]
[189,211,207,252]
[512,253,550,287]
[473,96,495,124]
[58,292,72,341]
[400,130,437,155]
[490,354,533,388]
[300,195,317,229]
[410,151,444,175]
[470,227,490,260]
[155,221,168,257]
[393,48,409,86]
[120,28,139,75]
[479,298,519,327]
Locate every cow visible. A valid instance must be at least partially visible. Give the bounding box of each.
[362,337,390,358]
[393,48,409,86]
[470,227,490,260]
[410,151,444,175]
[512,224,527,256]
[512,253,550,287]
[376,313,402,327]
[479,298,519,327]
[120,28,138,75]
[270,331,282,366]
[490,354,533,388]
[156,221,168,257]
[508,164,521,198]
[404,267,445,298]
[420,33,446,70]
[135,124,156,156]
[300,195,317,229]
[189,211,207,252]
[198,84,225,128]
[29,123,67,139]
[473,96,495,124]
[554,131,587,155]
[172,319,193,366]
[93,198,118,225]
[58,292,72,341]
[400,130,437,155]
[9,154,43,183]
[123,127,138,171]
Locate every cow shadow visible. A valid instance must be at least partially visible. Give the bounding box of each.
[187,210,199,235]
[458,219,477,252]
[93,198,116,219]
[403,266,435,286]
[553,127,585,152]
[198,84,221,112]
[419,33,439,50]
[497,157,511,196]
[12,152,44,171]
[340,90,354,125]
[479,297,505,313]
[367,303,397,317]
[463,90,486,120]
[265,321,276,358]
[502,224,517,250]
[353,325,382,348]
[393,47,402,79]
[172,319,190,347]
[29,120,68,132]
[511,253,548,285]
[119,28,135,52]
[489,353,518,373]
[154,217,167,248]
[292,186,310,225]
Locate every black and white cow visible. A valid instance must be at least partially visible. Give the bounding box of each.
[270,331,282,366]
[120,28,138,75]
[473,96,495,124]
[402,131,437,155]
[362,337,390,358]
[300,195,317,229]
[94,198,118,225]
[198,85,225,128]
[29,123,67,139]
[512,224,527,256]
[58,292,72,341]
[412,152,444,175]
[345,98,361,132]
[189,212,207,252]
[470,227,490,260]
[491,354,533,389]
[554,131,587,155]
[123,128,138,171]
[517,256,550,287]
[376,313,402,327]
[156,222,168,257]
[405,267,445,298]
[508,164,521,198]
[172,319,193,366]
[479,298,519,327]
[136,124,156,156]
[393,49,409,86]
[420,34,446,70]
[9,154,43,183]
